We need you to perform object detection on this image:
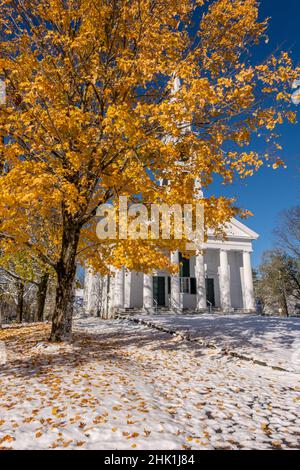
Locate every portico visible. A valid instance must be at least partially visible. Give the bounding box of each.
[84,218,259,316]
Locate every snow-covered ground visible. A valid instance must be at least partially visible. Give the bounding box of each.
[131,314,300,373]
[0,317,300,450]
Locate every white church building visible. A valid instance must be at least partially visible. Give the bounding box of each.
[84,218,259,317]
[84,76,259,317]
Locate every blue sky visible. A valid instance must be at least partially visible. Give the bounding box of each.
[207,0,300,267]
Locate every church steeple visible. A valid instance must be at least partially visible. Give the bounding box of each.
[171,74,181,96]
[160,76,202,199]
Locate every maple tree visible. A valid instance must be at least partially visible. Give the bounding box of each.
[0,0,298,341]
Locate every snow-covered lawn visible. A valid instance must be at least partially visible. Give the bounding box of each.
[0,317,299,450]
[132,314,300,373]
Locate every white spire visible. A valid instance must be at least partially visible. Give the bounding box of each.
[171,75,181,95]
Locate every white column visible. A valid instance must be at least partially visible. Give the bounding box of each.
[84,268,100,316]
[170,251,182,312]
[243,250,255,312]
[114,268,125,311]
[195,251,206,312]
[124,271,131,308]
[106,274,115,318]
[143,273,153,313]
[83,268,91,312]
[219,249,231,312]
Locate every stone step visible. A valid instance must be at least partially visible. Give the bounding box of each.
[117,307,252,316]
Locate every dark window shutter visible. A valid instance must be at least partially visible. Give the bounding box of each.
[190,277,196,294]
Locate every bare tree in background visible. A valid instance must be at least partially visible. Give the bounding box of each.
[0,268,51,324]
[256,250,300,316]
[274,206,300,258]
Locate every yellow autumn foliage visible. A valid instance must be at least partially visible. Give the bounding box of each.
[0,0,298,338]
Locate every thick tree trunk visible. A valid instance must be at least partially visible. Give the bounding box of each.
[50,224,80,342]
[16,280,24,323]
[36,273,49,322]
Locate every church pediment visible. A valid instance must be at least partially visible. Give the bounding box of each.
[207,218,259,240]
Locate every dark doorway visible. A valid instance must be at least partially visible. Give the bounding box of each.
[153,276,166,307]
[205,278,215,307]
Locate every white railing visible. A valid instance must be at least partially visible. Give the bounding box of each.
[153,297,158,314]
[206,299,213,314]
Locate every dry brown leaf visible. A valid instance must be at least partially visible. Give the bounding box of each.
[0,435,15,444]
[76,441,86,447]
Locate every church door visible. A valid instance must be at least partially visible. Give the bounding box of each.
[205,278,215,307]
[153,276,166,307]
